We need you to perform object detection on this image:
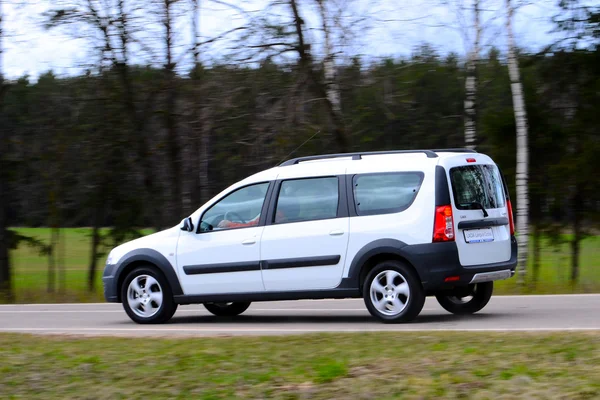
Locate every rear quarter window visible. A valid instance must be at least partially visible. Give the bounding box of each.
[353,172,424,216]
[450,165,506,210]
[275,177,339,223]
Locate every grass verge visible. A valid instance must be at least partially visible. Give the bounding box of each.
[0,332,599,399]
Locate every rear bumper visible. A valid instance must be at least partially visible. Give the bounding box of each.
[405,236,518,291]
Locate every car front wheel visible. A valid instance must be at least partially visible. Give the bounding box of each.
[121,266,178,324]
[435,282,493,315]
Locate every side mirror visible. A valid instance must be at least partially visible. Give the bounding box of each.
[180,217,194,232]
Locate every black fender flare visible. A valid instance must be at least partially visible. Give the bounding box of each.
[112,248,183,299]
[344,239,431,288]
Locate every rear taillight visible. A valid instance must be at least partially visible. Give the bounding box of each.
[433,205,455,242]
[506,199,515,235]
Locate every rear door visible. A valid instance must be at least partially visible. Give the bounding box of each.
[260,170,350,291]
[443,155,512,266]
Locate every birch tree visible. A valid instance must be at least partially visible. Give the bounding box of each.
[464,0,480,149]
[505,0,529,283]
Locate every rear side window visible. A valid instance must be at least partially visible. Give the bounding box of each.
[353,172,424,216]
[450,165,506,210]
[274,177,339,224]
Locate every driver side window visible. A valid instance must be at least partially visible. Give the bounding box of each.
[200,182,269,232]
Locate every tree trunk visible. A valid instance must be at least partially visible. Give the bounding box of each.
[289,0,349,153]
[570,189,582,284]
[192,0,211,205]
[0,191,9,300]
[506,0,529,284]
[199,116,211,203]
[116,63,162,230]
[47,246,55,293]
[0,0,12,301]
[57,228,65,294]
[532,224,540,286]
[570,220,580,285]
[0,171,10,299]
[315,0,346,151]
[47,236,56,294]
[88,203,102,291]
[116,0,162,230]
[164,0,183,220]
[46,189,58,293]
[464,0,480,150]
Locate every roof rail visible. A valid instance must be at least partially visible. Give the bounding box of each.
[279,149,438,166]
[430,148,478,153]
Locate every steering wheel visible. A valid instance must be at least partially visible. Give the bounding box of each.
[224,211,246,224]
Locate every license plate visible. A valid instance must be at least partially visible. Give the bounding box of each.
[464,228,494,243]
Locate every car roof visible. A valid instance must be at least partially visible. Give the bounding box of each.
[239,149,491,185]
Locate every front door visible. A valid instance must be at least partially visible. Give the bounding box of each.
[176,182,271,295]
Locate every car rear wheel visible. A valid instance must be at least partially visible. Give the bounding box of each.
[204,302,251,317]
[121,266,177,324]
[435,282,493,315]
[363,260,425,323]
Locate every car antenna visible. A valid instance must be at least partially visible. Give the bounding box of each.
[277,130,321,166]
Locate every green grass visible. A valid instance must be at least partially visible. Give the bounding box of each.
[6,228,600,303]
[0,332,598,399]
[495,234,600,294]
[9,228,153,303]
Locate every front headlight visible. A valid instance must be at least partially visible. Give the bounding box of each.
[106,251,115,265]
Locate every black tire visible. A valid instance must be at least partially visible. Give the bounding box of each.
[435,282,493,315]
[204,302,251,317]
[363,260,425,323]
[121,266,178,324]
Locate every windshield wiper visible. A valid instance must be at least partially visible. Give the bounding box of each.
[460,202,489,217]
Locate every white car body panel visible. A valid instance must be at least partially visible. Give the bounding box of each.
[176,226,265,294]
[438,153,512,266]
[108,227,180,270]
[260,217,350,291]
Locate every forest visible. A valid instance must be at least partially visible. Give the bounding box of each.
[0,0,598,300]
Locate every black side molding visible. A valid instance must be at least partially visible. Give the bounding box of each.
[174,288,360,304]
[183,261,260,275]
[457,217,509,230]
[183,255,341,275]
[262,255,341,270]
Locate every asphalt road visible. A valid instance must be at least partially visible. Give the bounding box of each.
[0,294,598,337]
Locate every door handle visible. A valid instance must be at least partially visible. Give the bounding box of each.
[329,230,344,236]
[242,238,256,245]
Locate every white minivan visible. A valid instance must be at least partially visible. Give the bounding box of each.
[103,149,517,324]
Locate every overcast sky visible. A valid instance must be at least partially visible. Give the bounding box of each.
[2,0,560,79]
